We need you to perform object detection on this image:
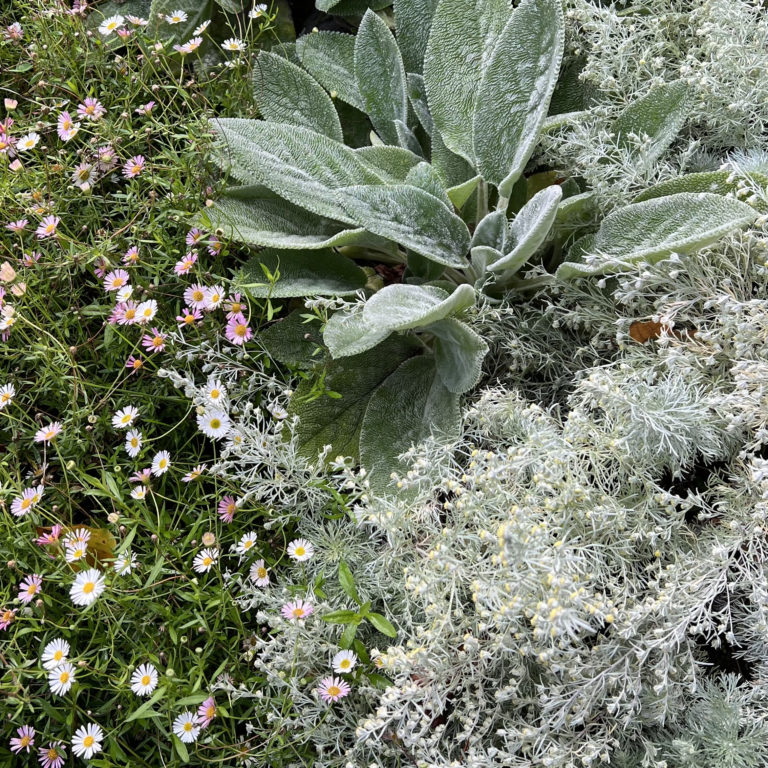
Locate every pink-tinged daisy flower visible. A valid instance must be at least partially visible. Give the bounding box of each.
[222,293,244,319]
[117,27,133,39]
[35,524,62,547]
[122,245,140,265]
[1,607,18,630]
[34,421,62,443]
[194,20,211,34]
[135,101,155,116]
[281,599,314,621]
[249,559,270,586]
[186,228,205,246]
[174,250,198,275]
[4,22,23,41]
[203,284,225,311]
[9,725,35,754]
[207,236,223,256]
[193,547,218,573]
[11,484,44,517]
[151,450,171,476]
[172,712,200,743]
[71,723,103,759]
[0,134,16,155]
[72,163,96,190]
[217,495,239,523]
[16,132,40,151]
[183,283,207,309]
[18,574,42,604]
[317,676,351,703]
[196,696,216,728]
[23,251,42,267]
[129,468,152,484]
[182,464,206,482]
[35,215,60,239]
[122,155,145,178]
[176,306,203,328]
[141,328,167,353]
[96,145,117,171]
[103,269,130,292]
[130,486,149,500]
[174,36,203,54]
[225,313,252,346]
[125,355,144,373]
[63,527,91,548]
[287,538,314,562]
[6,219,27,232]
[77,98,106,121]
[56,112,79,142]
[93,258,108,279]
[135,299,158,325]
[127,14,148,26]
[113,300,139,325]
[38,742,66,768]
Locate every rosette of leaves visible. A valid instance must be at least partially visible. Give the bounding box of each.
[199,0,758,491]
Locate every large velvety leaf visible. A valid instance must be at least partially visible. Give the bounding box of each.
[406,73,434,136]
[355,10,408,145]
[202,189,381,250]
[473,0,564,196]
[254,51,342,141]
[556,193,758,280]
[260,310,324,367]
[337,184,471,267]
[360,355,460,492]
[237,249,368,297]
[211,119,383,224]
[405,162,451,207]
[395,0,440,74]
[423,0,511,163]
[317,0,391,14]
[291,336,418,461]
[296,31,366,111]
[431,130,476,188]
[488,185,562,273]
[471,209,507,251]
[612,81,690,164]
[324,309,391,359]
[427,317,488,394]
[363,283,476,331]
[633,171,768,211]
[354,146,422,181]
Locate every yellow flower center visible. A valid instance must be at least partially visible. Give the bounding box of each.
[83,581,94,594]
[243,540,253,549]
[125,308,137,320]
[292,607,304,618]
[141,674,151,685]
[83,735,94,748]
[130,438,138,447]
[44,223,55,234]
[1,393,10,402]
[192,290,204,302]
[340,659,350,669]
[27,584,38,594]
[48,748,59,759]
[121,414,131,423]
[85,105,95,114]
[159,459,167,469]
[45,429,56,439]
[257,567,266,578]
[235,324,247,337]
[327,685,340,697]
[152,336,163,347]
[2,610,13,622]
[107,21,118,30]
[20,735,30,747]
[60,671,70,683]
[294,546,305,557]
[54,650,63,661]
[21,498,31,509]
[184,314,195,324]
[132,359,143,369]
[205,705,215,718]
[203,557,213,567]
[210,419,221,430]
[183,721,193,731]
[211,293,220,303]
[113,277,125,287]
[211,389,220,399]
[141,308,152,318]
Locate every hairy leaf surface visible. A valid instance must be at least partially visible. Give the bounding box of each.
[363,283,476,331]
[395,0,439,74]
[428,317,488,394]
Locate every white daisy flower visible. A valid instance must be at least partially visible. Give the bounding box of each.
[125,429,143,458]
[130,663,158,696]
[205,380,227,406]
[99,14,125,35]
[249,559,269,587]
[69,568,106,607]
[249,3,268,18]
[172,711,200,743]
[193,547,218,573]
[136,299,158,324]
[287,538,314,562]
[16,132,40,151]
[193,20,211,34]
[113,550,138,575]
[65,543,88,563]
[116,285,134,302]
[48,662,76,695]
[165,9,188,23]
[63,527,91,548]
[221,37,245,51]
[332,649,357,674]
[130,486,149,500]
[182,464,206,482]
[126,14,148,26]
[267,401,288,420]
[203,284,225,310]
[0,383,16,409]
[71,723,103,759]
[196,409,231,440]
[150,450,171,476]
[41,638,70,670]
[112,405,139,429]
[235,532,257,556]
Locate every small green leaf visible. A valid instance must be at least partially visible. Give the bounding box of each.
[447,175,481,209]
[322,609,361,624]
[173,735,189,763]
[338,561,361,604]
[355,9,408,145]
[473,0,564,196]
[556,192,758,280]
[125,688,166,722]
[254,51,342,141]
[323,309,391,359]
[368,612,398,637]
[340,622,358,647]
[261,310,323,367]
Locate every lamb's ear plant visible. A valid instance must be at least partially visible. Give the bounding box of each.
[199,0,758,490]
